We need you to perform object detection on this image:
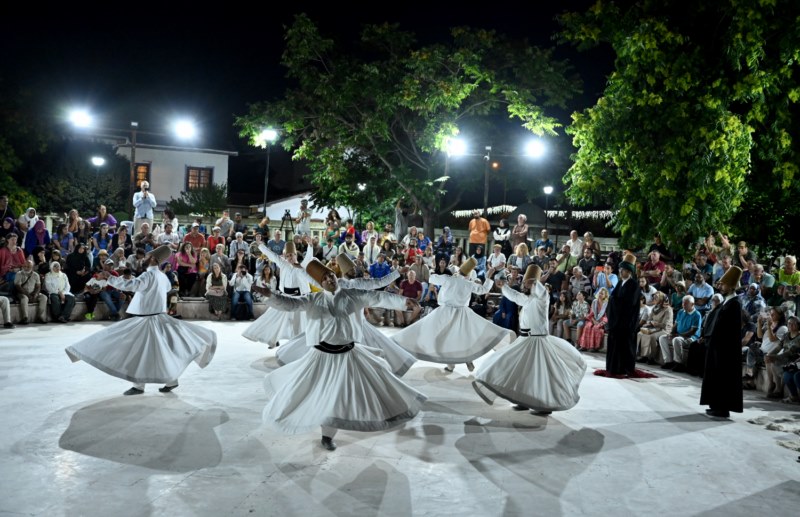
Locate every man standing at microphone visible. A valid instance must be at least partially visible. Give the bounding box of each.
[133,181,157,234]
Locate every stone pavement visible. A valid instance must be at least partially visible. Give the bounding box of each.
[1,321,798,516]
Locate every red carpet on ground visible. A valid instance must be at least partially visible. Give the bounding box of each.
[593,369,659,379]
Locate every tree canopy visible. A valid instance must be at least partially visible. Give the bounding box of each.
[167,182,229,219]
[236,14,580,236]
[560,0,800,257]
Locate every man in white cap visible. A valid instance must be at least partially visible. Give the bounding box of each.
[255,258,425,451]
[66,245,217,396]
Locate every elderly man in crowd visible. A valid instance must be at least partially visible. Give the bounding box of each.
[659,295,702,373]
[14,256,47,324]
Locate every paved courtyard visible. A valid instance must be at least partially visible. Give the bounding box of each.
[1,321,799,516]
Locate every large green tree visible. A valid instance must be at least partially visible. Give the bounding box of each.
[560,0,800,256]
[236,14,580,236]
[167,182,229,219]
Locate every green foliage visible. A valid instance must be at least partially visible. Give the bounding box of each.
[17,139,129,217]
[560,0,800,255]
[236,15,580,236]
[167,182,228,218]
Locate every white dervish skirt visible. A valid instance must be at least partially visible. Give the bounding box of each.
[275,322,417,377]
[393,305,514,363]
[473,334,587,411]
[263,345,427,434]
[242,308,306,346]
[65,314,217,384]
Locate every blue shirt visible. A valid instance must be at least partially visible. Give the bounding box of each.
[676,308,702,339]
[688,282,714,309]
[369,261,392,279]
[595,272,618,294]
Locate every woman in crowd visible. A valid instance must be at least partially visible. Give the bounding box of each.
[749,307,788,398]
[66,209,81,235]
[562,290,589,345]
[111,224,133,257]
[24,220,51,257]
[508,243,532,272]
[65,242,92,294]
[44,261,75,323]
[639,276,658,306]
[325,209,341,231]
[92,222,113,258]
[162,208,179,234]
[471,245,487,281]
[205,262,229,320]
[1,217,22,242]
[175,242,198,297]
[493,218,512,258]
[380,239,396,261]
[74,220,94,252]
[253,263,276,302]
[109,247,127,273]
[550,290,572,338]
[87,205,117,232]
[636,292,673,364]
[361,221,379,246]
[578,287,609,351]
[771,315,800,404]
[421,245,436,269]
[582,232,602,259]
[193,247,211,297]
[52,223,75,255]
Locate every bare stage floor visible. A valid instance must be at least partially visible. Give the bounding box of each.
[1,321,799,516]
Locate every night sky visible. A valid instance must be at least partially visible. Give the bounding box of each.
[2,2,610,202]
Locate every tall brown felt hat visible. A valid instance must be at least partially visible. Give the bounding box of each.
[335,253,355,276]
[306,258,334,285]
[718,266,743,290]
[147,245,172,265]
[523,264,542,283]
[284,241,296,255]
[459,257,477,276]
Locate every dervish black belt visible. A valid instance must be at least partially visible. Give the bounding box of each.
[282,287,301,296]
[315,341,355,354]
[519,329,546,337]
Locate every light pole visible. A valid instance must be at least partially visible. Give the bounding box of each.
[543,185,554,231]
[483,146,492,216]
[128,121,138,214]
[91,156,106,206]
[257,129,279,217]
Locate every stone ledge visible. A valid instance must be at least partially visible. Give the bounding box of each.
[5,298,269,322]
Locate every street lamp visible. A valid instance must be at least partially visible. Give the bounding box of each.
[543,185,554,231]
[91,156,106,205]
[257,128,279,216]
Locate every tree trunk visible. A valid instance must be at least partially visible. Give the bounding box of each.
[422,206,436,241]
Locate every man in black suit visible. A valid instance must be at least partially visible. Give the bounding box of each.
[605,253,642,376]
[700,266,744,419]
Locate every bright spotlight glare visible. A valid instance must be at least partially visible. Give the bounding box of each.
[446,138,467,157]
[543,186,554,195]
[69,109,93,128]
[258,128,279,146]
[91,156,106,167]
[357,183,366,191]
[174,120,197,140]
[526,139,546,158]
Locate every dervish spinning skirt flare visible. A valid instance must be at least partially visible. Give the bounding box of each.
[393,274,514,363]
[473,282,586,411]
[65,265,216,384]
[66,314,216,383]
[264,345,427,434]
[276,318,416,376]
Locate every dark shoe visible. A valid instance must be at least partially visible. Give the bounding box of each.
[661,362,676,370]
[321,436,337,451]
[444,365,454,373]
[531,410,552,416]
[158,384,178,393]
[767,391,783,399]
[57,317,68,323]
[512,404,529,411]
[3,322,14,329]
[646,358,658,366]
[19,318,29,325]
[466,361,475,372]
[636,357,647,363]
[671,364,686,373]
[123,387,144,396]
[705,410,730,419]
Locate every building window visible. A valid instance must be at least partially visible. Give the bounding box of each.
[135,164,151,187]
[186,166,214,190]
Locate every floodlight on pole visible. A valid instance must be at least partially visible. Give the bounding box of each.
[543,185,554,231]
[69,109,93,128]
[257,128,280,215]
[525,138,546,158]
[173,120,197,140]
